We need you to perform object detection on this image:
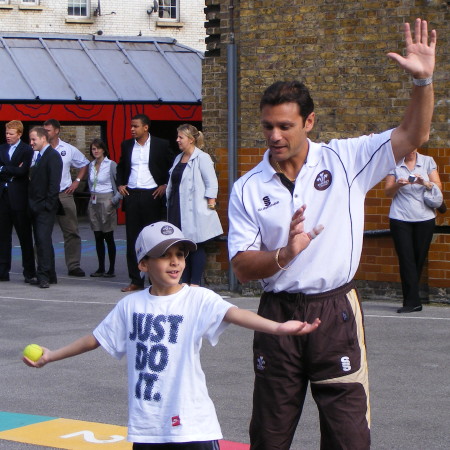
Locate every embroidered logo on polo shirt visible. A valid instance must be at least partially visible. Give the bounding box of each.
[257,196,279,212]
[61,150,66,156]
[314,170,332,191]
[172,415,181,426]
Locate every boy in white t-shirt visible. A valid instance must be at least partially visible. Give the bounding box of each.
[23,221,320,450]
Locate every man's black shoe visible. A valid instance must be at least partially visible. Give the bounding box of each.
[397,305,423,313]
[24,277,38,284]
[68,268,85,277]
[39,281,50,289]
[49,277,58,284]
[29,278,40,285]
[0,276,10,282]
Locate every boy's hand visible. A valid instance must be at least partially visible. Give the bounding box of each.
[276,318,321,336]
[22,346,50,368]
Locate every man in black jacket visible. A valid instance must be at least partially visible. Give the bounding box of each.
[28,127,63,288]
[0,120,36,282]
[116,114,175,292]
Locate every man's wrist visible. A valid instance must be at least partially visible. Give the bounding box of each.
[412,76,433,86]
[75,178,81,182]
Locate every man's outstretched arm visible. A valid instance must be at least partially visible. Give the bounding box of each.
[390,18,436,162]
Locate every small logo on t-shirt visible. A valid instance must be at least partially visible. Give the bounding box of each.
[172,415,181,427]
[256,355,266,371]
[341,356,351,372]
[61,150,66,157]
[314,170,332,191]
[263,196,271,207]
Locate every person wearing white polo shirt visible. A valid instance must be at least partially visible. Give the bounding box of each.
[228,19,436,450]
[44,119,89,278]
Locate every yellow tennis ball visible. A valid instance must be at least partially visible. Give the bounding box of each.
[23,344,43,362]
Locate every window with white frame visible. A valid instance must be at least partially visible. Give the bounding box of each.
[68,0,90,17]
[21,0,40,4]
[159,0,179,21]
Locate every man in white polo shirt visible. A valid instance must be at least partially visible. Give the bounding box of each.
[44,119,89,278]
[228,19,436,450]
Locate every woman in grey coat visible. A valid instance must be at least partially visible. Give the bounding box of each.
[166,124,223,285]
[87,139,121,278]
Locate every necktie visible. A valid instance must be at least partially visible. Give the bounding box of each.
[35,153,41,164]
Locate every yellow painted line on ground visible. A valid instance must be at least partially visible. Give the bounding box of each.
[0,418,131,449]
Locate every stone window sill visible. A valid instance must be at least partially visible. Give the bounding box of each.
[19,5,44,10]
[156,21,184,28]
[65,17,94,24]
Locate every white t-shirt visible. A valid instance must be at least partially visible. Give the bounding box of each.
[228,130,395,294]
[388,152,437,222]
[93,285,234,444]
[55,139,89,191]
[128,137,157,189]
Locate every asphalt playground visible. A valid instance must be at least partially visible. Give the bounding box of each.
[0,219,449,449]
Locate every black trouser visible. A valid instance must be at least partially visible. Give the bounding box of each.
[250,283,370,450]
[0,191,36,279]
[124,188,165,285]
[31,208,57,283]
[389,218,435,307]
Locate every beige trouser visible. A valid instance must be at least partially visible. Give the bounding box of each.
[57,192,82,271]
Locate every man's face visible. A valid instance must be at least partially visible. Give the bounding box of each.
[5,128,21,146]
[29,131,47,152]
[43,124,59,142]
[130,119,149,141]
[260,102,314,163]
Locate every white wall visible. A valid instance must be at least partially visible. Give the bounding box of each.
[0,0,206,51]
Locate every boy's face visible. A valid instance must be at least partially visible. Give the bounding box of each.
[138,243,186,295]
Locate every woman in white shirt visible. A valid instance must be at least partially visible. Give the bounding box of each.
[385,150,443,313]
[166,124,223,286]
[87,139,121,278]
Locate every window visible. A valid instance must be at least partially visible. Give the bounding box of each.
[21,0,39,4]
[68,0,90,17]
[158,0,179,21]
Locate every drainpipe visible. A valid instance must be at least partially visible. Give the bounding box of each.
[227,0,238,292]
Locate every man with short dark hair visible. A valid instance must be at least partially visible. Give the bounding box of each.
[228,19,436,450]
[28,127,63,289]
[0,120,36,282]
[116,114,175,292]
[43,119,89,277]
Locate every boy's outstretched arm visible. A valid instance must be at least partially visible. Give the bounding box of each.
[22,334,100,369]
[224,307,320,336]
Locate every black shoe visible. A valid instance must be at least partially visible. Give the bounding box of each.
[49,277,58,284]
[39,281,50,289]
[0,276,10,282]
[24,277,38,284]
[90,270,105,277]
[68,268,85,277]
[29,278,40,285]
[103,272,116,278]
[397,305,423,313]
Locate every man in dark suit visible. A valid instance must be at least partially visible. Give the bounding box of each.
[116,114,175,292]
[0,120,36,282]
[28,127,63,288]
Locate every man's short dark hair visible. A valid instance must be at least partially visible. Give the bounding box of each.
[43,119,61,130]
[260,81,314,122]
[30,126,49,140]
[131,114,151,128]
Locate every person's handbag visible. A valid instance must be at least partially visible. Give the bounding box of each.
[423,184,446,213]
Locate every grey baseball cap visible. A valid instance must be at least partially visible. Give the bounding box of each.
[135,222,197,262]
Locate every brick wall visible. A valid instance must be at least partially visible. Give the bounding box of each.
[202,0,450,299]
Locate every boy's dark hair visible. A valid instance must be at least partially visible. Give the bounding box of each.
[132,114,151,128]
[260,81,315,123]
[43,119,61,130]
[30,126,49,140]
[89,138,110,159]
